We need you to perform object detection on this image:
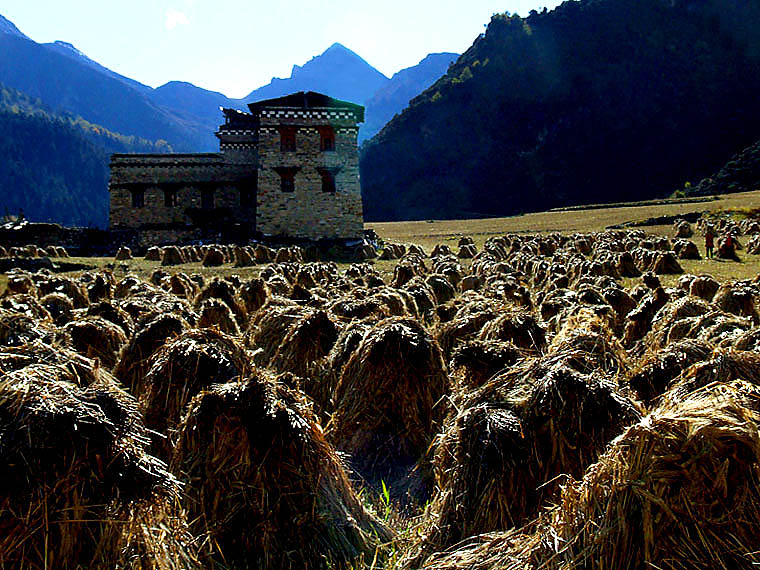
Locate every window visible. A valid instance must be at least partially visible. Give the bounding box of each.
[274,167,299,193]
[319,126,335,152]
[131,188,145,208]
[241,173,257,207]
[319,170,336,193]
[280,127,297,152]
[164,188,177,207]
[201,186,215,210]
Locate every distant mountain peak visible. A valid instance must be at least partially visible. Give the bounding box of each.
[50,40,88,58]
[0,14,29,39]
[244,43,389,105]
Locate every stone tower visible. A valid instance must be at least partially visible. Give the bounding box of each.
[108,91,364,245]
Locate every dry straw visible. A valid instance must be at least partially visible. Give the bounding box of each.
[113,313,187,396]
[141,328,252,459]
[0,364,197,569]
[172,373,393,569]
[328,317,450,488]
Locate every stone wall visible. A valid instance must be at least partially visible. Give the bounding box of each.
[109,154,256,230]
[108,101,365,242]
[256,110,363,240]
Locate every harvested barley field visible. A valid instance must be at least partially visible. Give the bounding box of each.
[3,192,760,568]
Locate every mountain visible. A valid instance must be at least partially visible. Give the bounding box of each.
[0,84,168,227]
[360,0,760,222]
[148,81,238,136]
[690,138,760,197]
[244,43,389,106]
[44,40,151,94]
[0,25,211,150]
[361,52,458,143]
[0,14,28,39]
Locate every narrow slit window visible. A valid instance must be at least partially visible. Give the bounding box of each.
[319,126,335,152]
[201,187,215,209]
[281,175,295,193]
[275,167,299,193]
[241,173,257,207]
[320,170,336,193]
[131,188,145,208]
[164,188,177,207]
[280,127,297,152]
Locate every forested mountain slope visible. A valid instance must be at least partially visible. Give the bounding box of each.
[360,0,760,221]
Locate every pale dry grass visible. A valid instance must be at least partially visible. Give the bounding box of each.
[370,190,760,283]
[368,190,760,248]
[0,190,759,290]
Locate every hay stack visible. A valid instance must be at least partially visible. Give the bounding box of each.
[536,382,760,569]
[436,297,500,357]
[202,246,225,267]
[87,273,113,302]
[713,281,759,323]
[426,274,456,304]
[238,277,270,315]
[194,277,246,327]
[234,245,256,267]
[690,274,720,301]
[169,272,199,299]
[253,244,274,263]
[197,298,240,335]
[673,219,693,238]
[161,246,185,266]
[478,308,546,354]
[40,292,75,325]
[86,300,134,337]
[411,362,640,565]
[113,313,187,395]
[328,317,450,487]
[144,246,163,261]
[329,294,390,322]
[117,285,198,327]
[622,286,669,347]
[63,316,129,370]
[718,235,741,260]
[37,275,89,308]
[648,294,711,348]
[546,311,627,376]
[172,375,392,568]
[0,365,195,569]
[246,300,310,365]
[628,339,713,403]
[458,243,477,258]
[0,307,56,347]
[666,350,760,400]
[141,328,252,459]
[734,327,760,352]
[450,339,523,389]
[114,246,133,260]
[270,309,340,398]
[6,271,37,295]
[672,238,701,259]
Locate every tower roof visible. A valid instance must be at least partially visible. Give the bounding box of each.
[247,91,364,122]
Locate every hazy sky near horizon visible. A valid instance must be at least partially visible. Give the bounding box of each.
[3,0,563,98]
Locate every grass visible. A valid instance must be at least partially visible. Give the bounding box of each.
[1,190,760,292]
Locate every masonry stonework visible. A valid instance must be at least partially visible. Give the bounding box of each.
[109,92,364,245]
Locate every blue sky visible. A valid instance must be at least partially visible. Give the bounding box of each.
[3,0,563,98]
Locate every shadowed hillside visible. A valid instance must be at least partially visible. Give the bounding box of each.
[360,0,760,222]
[0,85,170,227]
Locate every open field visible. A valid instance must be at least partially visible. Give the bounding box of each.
[369,189,760,247]
[3,192,760,568]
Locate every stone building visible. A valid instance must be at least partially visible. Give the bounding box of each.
[109,92,364,245]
